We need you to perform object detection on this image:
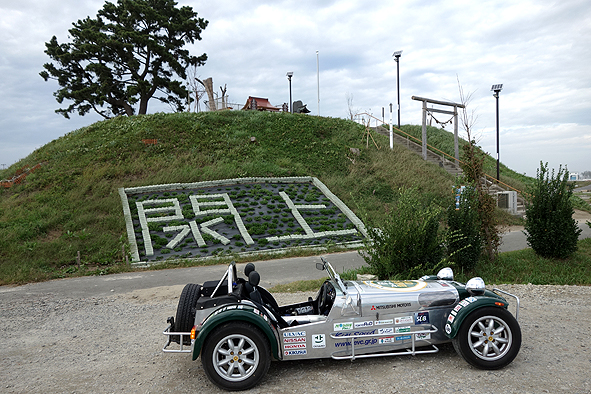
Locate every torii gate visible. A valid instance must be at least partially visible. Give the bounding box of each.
[411,96,465,164]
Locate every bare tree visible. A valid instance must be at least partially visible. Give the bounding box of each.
[346,92,360,120]
[457,77,500,262]
[186,65,206,112]
[196,77,216,111]
[220,84,227,110]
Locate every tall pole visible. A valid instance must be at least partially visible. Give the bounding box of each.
[491,84,503,182]
[396,58,400,128]
[316,50,320,116]
[393,50,402,128]
[496,92,500,181]
[287,72,293,113]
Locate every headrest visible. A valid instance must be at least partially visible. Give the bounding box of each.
[248,271,260,287]
[244,263,256,277]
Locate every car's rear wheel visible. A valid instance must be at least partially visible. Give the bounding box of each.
[174,283,201,344]
[201,322,270,391]
[452,307,521,369]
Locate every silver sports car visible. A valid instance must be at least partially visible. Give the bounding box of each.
[163,258,521,391]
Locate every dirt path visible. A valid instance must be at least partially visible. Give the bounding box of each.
[1,284,590,394]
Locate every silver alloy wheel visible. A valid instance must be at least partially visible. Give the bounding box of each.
[468,315,513,361]
[212,333,260,382]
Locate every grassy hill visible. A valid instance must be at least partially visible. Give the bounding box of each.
[0,110,534,285]
[395,125,533,193]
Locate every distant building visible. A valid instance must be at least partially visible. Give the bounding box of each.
[569,173,579,181]
[241,96,280,112]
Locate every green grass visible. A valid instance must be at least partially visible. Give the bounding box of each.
[455,238,591,285]
[0,111,457,285]
[397,124,533,192]
[268,238,591,293]
[2,110,585,285]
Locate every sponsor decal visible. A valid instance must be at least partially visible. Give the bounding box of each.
[284,337,306,343]
[371,302,412,311]
[335,338,379,347]
[284,349,307,356]
[378,327,394,335]
[214,304,245,315]
[395,316,414,325]
[378,336,395,344]
[396,335,412,341]
[453,297,478,317]
[284,343,306,350]
[354,321,374,328]
[415,333,431,340]
[395,326,411,333]
[312,334,326,349]
[334,322,353,331]
[333,329,377,337]
[283,331,306,338]
[445,324,452,334]
[364,280,427,292]
[375,319,394,325]
[447,314,455,323]
[415,312,429,325]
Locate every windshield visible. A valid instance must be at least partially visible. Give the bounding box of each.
[320,257,348,296]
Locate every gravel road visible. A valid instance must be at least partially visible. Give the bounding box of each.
[1,283,590,394]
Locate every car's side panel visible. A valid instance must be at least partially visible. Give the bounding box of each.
[444,296,509,338]
[192,306,280,361]
[279,294,458,361]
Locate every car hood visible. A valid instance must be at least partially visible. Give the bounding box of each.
[345,279,460,315]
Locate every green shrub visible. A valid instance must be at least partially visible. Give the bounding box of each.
[362,188,443,279]
[524,162,582,259]
[446,185,482,270]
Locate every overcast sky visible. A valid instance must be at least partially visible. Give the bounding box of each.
[1,0,590,178]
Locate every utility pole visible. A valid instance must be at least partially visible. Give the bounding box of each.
[491,84,503,182]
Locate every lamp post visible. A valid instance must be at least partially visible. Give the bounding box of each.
[491,84,503,182]
[392,50,402,128]
[286,72,293,113]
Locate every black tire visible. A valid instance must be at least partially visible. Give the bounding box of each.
[452,306,521,370]
[201,322,270,391]
[174,283,201,344]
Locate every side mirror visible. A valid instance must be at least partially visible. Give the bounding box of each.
[316,262,325,271]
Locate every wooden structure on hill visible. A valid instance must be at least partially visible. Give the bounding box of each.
[241,96,280,112]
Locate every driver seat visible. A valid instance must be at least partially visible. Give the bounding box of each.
[247,271,264,305]
[243,268,289,328]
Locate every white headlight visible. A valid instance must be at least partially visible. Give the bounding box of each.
[437,267,454,281]
[465,277,486,295]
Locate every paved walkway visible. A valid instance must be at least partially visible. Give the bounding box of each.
[1,211,589,298]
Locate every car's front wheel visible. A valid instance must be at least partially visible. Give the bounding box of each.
[452,307,521,370]
[201,322,270,391]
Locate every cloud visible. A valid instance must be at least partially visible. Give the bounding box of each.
[0,0,589,177]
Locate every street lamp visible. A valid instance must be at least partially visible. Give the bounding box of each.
[392,50,402,128]
[286,72,293,113]
[491,84,503,182]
